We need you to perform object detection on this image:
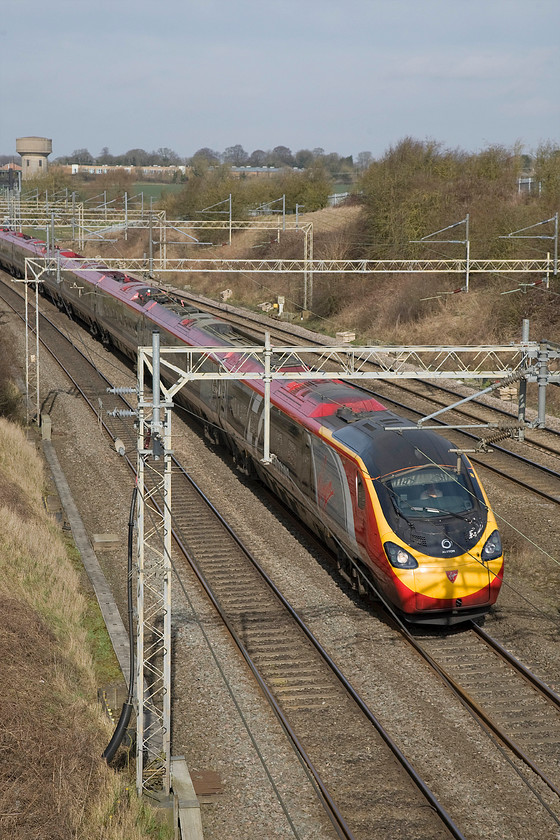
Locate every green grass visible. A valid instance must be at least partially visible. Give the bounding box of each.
[83,595,124,685]
[133,181,185,202]
[65,539,123,685]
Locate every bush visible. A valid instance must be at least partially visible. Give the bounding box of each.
[357,138,557,263]
[0,379,24,422]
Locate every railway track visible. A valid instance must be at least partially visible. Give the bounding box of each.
[399,617,560,805]
[0,276,462,838]
[4,275,560,836]
[381,377,560,462]
[168,469,560,834]
[164,460,463,840]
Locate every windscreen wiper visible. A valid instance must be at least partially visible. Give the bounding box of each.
[409,505,471,522]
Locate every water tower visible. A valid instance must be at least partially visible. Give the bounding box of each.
[16,136,52,179]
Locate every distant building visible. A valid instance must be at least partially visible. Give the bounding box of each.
[63,163,188,180]
[16,136,52,179]
[230,165,301,178]
[54,162,298,181]
[69,163,133,176]
[0,161,22,190]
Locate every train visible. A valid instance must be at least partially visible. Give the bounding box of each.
[0,226,504,625]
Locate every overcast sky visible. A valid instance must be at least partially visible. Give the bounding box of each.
[1,0,558,161]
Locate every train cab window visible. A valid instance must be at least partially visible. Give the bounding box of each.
[383,467,476,518]
[356,474,366,509]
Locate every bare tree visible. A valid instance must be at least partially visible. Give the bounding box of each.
[156,147,181,165]
[271,145,294,166]
[356,151,373,171]
[248,149,267,166]
[96,147,115,164]
[294,149,314,168]
[70,148,94,164]
[223,144,249,166]
[190,147,220,165]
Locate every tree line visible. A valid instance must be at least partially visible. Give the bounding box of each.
[160,161,333,220]
[7,137,559,261]
[358,138,560,261]
[47,145,366,182]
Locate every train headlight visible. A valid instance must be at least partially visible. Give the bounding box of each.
[481,530,502,562]
[384,541,418,569]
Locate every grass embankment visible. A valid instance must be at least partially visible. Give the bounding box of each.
[0,414,171,838]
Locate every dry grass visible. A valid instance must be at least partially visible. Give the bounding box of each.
[0,418,171,840]
[70,202,559,417]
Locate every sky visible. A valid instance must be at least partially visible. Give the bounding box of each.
[1,0,558,162]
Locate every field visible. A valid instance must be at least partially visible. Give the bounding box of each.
[133,181,185,202]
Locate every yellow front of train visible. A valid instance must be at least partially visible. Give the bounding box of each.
[366,447,504,623]
[383,512,504,619]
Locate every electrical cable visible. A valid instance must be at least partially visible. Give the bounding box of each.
[102,484,137,763]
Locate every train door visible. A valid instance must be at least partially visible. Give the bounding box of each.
[309,436,356,542]
[213,377,226,421]
[300,433,313,499]
[353,471,367,546]
[226,382,251,436]
[198,358,224,413]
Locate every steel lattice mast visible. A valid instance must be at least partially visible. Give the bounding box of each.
[135,332,173,795]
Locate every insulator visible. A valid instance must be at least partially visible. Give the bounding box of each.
[107,386,137,395]
[478,428,514,447]
[493,420,524,431]
[107,408,137,418]
[496,369,527,388]
[477,419,521,449]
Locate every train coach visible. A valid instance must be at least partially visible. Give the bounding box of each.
[0,227,504,624]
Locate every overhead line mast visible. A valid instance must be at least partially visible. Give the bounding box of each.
[126,329,557,794]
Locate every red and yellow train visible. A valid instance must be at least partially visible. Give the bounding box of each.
[0,227,504,624]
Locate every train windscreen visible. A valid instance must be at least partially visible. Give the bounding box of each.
[333,422,488,554]
[380,465,476,518]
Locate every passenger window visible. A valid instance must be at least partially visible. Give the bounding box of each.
[356,474,365,509]
[270,409,300,474]
[227,383,250,435]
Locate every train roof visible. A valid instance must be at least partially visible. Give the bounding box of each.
[277,380,386,420]
[0,229,414,433]
[332,415,458,479]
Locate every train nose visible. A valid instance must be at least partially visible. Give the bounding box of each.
[413,562,491,610]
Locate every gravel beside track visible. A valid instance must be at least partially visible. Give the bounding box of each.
[2,281,560,839]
